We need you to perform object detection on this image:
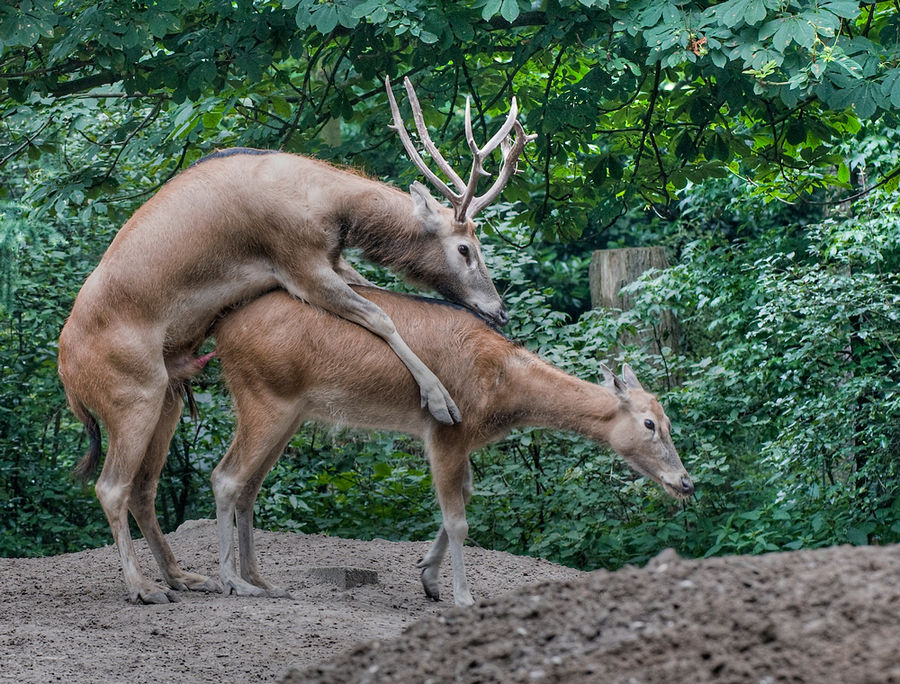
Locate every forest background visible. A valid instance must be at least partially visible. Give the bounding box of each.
[1,0,899,570]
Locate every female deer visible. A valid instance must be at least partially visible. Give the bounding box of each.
[211,288,694,607]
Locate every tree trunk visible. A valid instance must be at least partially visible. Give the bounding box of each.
[589,246,680,356]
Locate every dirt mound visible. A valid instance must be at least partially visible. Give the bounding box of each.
[3,520,900,683]
[294,544,900,684]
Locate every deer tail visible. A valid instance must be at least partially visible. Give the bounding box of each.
[184,382,199,423]
[69,397,103,481]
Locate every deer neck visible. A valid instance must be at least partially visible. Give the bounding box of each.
[500,354,619,443]
[338,184,430,272]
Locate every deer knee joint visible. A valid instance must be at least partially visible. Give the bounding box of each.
[211,472,242,502]
[361,305,396,338]
[443,516,468,543]
[95,480,129,512]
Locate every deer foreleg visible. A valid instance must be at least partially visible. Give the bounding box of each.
[291,271,461,425]
[333,255,377,288]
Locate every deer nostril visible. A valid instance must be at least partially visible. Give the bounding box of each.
[495,309,509,326]
[681,477,694,496]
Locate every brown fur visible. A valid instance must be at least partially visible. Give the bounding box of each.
[210,287,694,606]
[57,149,508,604]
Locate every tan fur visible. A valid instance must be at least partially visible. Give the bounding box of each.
[211,288,694,606]
[57,149,508,604]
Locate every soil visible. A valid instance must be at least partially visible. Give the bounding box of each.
[2,519,899,683]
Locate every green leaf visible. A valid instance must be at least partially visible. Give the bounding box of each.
[847,526,871,546]
[792,17,816,49]
[314,5,338,33]
[499,0,520,23]
[785,120,806,145]
[201,110,221,129]
[744,0,767,25]
[271,96,291,119]
[880,69,900,109]
[350,0,382,19]
[820,0,860,20]
[418,29,438,43]
[481,0,502,21]
[760,17,802,52]
[837,162,849,183]
[145,9,178,37]
[717,0,767,28]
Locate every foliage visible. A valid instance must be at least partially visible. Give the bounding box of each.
[0,202,109,555]
[2,1,899,574]
[4,1,900,239]
[621,178,900,557]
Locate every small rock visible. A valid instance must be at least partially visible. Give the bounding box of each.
[306,567,378,589]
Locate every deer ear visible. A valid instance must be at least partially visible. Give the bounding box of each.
[621,363,643,390]
[600,363,628,398]
[409,182,444,231]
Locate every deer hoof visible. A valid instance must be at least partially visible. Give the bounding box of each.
[224,578,269,597]
[420,567,441,602]
[266,586,293,599]
[130,585,182,605]
[455,593,475,608]
[191,576,223,593]
[169,572,222,594]
[423,391,462,425]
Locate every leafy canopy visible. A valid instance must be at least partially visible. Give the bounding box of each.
[3,1,900,239]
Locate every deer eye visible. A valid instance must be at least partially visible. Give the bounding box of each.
[644,419,656,431]
[457,244,470,257]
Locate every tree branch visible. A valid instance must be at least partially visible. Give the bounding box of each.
[0,118,52,167]
[633,62,661,180]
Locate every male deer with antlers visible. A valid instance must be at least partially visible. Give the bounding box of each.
[59,78,534,604]
[209,287,693,607]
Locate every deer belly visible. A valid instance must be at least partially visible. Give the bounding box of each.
[303,384,428,436]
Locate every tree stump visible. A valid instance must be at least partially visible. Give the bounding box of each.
[589,247,679,355]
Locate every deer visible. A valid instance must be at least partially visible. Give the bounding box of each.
[58,77,535,605]
[209,287,695,607]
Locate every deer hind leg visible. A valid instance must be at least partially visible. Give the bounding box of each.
[127,388,221,595]
[234,449,295,598]
[422,441,474,607]
[283,269,460,425]
[419,460,473,602]
[212,400,301,598]
[93,375,178,604]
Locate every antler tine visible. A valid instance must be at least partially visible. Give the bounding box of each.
[479,97,520,159]
[466,120,537,220]
[463,97,491,178]
[458,95,532,222]
[386,74,535,225]
[454,96,489,223]
[384,76,459,206]
[402,77,467,194]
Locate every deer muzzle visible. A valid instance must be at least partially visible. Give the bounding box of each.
[660,472,694,499]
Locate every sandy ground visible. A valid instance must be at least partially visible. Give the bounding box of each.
[3,519,900,683]
[0,519,580,683]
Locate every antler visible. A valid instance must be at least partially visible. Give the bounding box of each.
[385,75,536,224]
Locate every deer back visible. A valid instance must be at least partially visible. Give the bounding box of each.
[214,288,513,435]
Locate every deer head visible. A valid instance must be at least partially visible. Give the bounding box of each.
[386,76,536,327]
[600,363,694,499]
